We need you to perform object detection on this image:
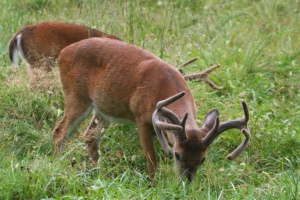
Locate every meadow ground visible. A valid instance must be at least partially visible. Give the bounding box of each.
[0,0,299,199]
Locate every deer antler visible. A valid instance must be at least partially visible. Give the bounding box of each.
[178,58,223,90]
[183,64,223,90]
[201,101,251,159]
[178,58,198,72]
[152,92,188,154]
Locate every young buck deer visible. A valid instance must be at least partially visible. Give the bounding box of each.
[53,38,251,182]
[8,21,119,70]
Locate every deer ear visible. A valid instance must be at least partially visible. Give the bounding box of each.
[203,109,219,130]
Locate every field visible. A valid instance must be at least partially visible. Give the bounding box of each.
[0,0,299,199]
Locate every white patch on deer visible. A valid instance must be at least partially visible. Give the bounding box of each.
[12,34,30,68]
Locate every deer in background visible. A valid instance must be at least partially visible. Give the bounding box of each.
[8,21,222,90]
[8,21,119,71]
[53,37,251,182]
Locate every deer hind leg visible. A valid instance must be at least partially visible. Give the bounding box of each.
[53,100,93,153]
[137,123,157,181]
[83,113,109,167]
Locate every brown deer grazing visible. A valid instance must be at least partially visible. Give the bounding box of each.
[53,38,251,182]
[8,21,119,70]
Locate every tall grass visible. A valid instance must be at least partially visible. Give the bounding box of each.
[0,0,299,199]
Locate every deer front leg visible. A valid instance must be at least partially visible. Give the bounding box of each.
[137,123,157,182]
[83,114,108,167]
[53,116,68,153]
[52,101,93,153]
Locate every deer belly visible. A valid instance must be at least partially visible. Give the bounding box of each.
[92,101,135,123]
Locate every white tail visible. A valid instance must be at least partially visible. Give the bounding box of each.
[53,38,251,182]
[10,34,28,68]
[8,22,119,70]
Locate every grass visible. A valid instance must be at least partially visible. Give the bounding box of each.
[0,0,299,199]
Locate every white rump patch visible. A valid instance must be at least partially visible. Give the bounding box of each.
[12,34,29,68]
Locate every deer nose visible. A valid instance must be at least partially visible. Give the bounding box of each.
[184,167,195,182]
[187,173,193,182]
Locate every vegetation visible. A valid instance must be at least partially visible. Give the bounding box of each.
[0,0,299,199]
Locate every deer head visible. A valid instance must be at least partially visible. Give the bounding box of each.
[153,92,250,182]
[53,37,251,183]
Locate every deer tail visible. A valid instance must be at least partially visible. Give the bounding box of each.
[8,33,25,69]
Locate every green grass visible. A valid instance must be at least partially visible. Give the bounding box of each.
[0,0,299,199]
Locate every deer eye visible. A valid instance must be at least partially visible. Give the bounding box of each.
[174,152,181,161]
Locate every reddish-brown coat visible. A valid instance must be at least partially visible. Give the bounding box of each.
[9,21,119,70]
[53,38,250,183]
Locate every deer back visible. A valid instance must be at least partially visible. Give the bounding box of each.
[9,22,119,69]
[58,37,195,124]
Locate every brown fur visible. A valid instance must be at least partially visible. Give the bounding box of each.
[8,21,119,70]
[53,38,250,183]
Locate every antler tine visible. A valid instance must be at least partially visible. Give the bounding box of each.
[152,110,182,131]
[160,107,181,124]
[242,101,249,123]
[201,116,220,148]
[183,64,223,90]
[224,101,251,159]
[157,91,185,109]
[178,58,198,70]
[202,102,251,158]
[152,113,173,155]
[158,108,189,142]
[227,129,251,160]
[152,92,187,153]
[153,92,186,131]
